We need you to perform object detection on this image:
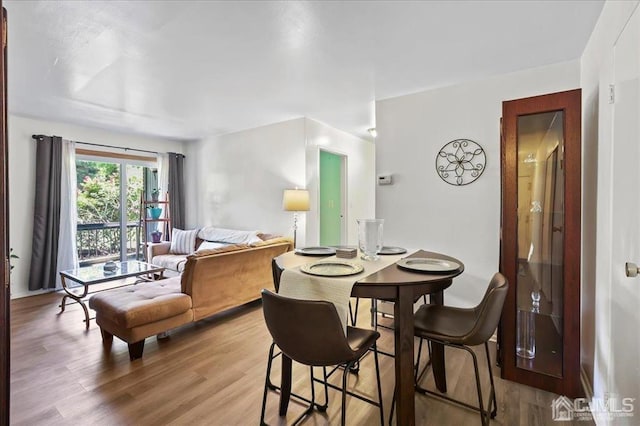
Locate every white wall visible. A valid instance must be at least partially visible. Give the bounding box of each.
[376,61,580,309]
[304,118,376,245]
[189,118,307,239]
[189,117,375,247]
[580,0,639,408]
[8,115,186,299]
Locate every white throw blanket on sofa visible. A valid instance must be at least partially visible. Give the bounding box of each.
[197,227,262,245]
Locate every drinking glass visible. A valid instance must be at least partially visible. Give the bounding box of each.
[357,219,384,261]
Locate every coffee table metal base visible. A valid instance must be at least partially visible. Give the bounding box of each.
[58,261,165,330]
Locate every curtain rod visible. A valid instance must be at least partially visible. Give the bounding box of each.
[31,134,159,155]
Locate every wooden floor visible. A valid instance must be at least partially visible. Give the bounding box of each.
[9,291,591,425]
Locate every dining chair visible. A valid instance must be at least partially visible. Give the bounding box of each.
[389,272,508,426]
[259,289,385,426]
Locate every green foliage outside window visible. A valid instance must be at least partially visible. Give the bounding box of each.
[76,161,143,224]
[75,160,146,262]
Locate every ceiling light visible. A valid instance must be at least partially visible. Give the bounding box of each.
[368,128,377,138]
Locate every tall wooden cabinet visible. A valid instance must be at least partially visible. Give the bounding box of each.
[499,89,582,397]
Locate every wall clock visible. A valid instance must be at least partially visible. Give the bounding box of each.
[435,139,486,186]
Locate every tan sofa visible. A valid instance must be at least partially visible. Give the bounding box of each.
[89,237,292,360]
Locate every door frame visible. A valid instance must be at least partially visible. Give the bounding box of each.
[318,148,347,245]
[1,4,9,424]
[602,6,640,413]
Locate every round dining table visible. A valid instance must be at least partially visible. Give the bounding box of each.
[272,249,465,426]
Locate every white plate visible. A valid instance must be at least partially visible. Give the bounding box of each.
[396,257,460,273]
[300,261,364,277]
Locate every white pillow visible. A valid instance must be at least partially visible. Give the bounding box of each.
[197,227,262,245]
[170,228,198,254]
[196,241,230,252]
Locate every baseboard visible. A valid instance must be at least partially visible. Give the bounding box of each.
[10,287,55,300]
[581,365,598,424]
[581,365,594,400]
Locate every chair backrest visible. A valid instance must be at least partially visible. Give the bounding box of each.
[465,272,509,346]
[261,289,358,366]
[271,258,283,292]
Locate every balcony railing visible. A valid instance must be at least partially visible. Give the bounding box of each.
[77,222,141,266]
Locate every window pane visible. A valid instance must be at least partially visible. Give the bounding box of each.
[76,160,121,264]
[126,164,144,260]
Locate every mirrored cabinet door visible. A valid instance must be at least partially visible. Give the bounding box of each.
[500,89,582,398]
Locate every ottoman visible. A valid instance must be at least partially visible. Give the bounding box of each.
[89,277,193,360]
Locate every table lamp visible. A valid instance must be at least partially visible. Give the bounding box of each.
[283,189,310,248]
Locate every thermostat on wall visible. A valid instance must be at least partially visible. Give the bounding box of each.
[378,174,393,185]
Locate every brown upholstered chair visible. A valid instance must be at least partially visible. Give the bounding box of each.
[260,289,384,426]
[390,272,508,425]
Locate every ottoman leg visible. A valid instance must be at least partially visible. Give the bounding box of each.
[100,327,113,347]
[128,340,145,360]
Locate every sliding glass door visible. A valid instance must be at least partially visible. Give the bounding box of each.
[76,154,156,265]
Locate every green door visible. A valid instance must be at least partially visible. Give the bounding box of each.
[320,151,343,245]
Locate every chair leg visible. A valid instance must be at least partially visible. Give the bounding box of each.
[414,339,434,385]
[349,298,360,326]
[484,342,498,418]
[467,347,488,426]
[260,342,277,425]
[266,347,280,391]
[318,366,329,412]
[371,298,378,328]
[287,369,316,426]
[262,342,329,419]
[415,338,423,382]
[308,366,317,414]
[389,385,396,425]
[414,340,496,425]
[341,361,351,426]
[373,343,385,426]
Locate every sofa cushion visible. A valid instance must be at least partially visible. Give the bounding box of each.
[197,227,262,245]
[152,254,189,273]
[170,228,198,254]
[89,278,191,329]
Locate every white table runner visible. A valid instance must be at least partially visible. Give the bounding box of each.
[278,252,407,334]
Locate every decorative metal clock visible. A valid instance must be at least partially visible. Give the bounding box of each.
[435,139,486,186]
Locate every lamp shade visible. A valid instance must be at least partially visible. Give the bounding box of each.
[283,189,310,212]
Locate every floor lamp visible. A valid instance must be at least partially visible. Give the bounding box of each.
[283,189,310,248]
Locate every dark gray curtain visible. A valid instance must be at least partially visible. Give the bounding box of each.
[29,136,62,290]
[168,152,185,230]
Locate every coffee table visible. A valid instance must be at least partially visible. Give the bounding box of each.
[59,261,165,330]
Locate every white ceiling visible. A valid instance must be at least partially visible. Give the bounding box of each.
[5,1,604,142]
